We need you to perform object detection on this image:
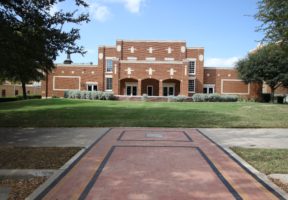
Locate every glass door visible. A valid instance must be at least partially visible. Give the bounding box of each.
[126,85,137,96]
[163,86,174,96]
[147,86,153,96]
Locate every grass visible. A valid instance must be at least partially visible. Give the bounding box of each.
[231,147,288,174]
[0,147,81,169]
[0,99,287,127]
[231,147,288,193]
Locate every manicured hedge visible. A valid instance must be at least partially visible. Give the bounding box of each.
[0,95,42,103]
[192,93,238,102]
[64,90,116,100]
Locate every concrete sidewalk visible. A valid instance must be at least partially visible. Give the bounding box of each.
[0,128,109,147]
[199,128,288,148]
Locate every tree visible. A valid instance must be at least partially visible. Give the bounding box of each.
[255,0,288,47]
[236,44,288,102]
[0,0,89,98]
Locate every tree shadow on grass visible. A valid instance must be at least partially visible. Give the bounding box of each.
[0,104,241,128]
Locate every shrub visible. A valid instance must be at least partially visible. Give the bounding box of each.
[64,90,115,100]
[192,93,238,102]
[80,91,86,99]
[261,93,271,103]
[0,95,42,103]
[0,97,19,103]
[141,93,148,102]
[64,91,69,98]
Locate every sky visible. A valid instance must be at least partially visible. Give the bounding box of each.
[54,0,264,67]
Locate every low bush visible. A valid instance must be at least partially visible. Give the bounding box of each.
[192,93,238,102]
[0,95,42,103]
[141,94,148,102]
[261,93,271,103]
[168,95,188,102]
[64,90,115,100]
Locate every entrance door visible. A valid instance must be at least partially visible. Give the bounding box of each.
[147,86,153,96]
[163,86,174,96]
[126,85,137,96]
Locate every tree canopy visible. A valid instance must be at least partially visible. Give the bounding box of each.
[255,0,288,47]
[236,44,288,99]
[0,0,89,98]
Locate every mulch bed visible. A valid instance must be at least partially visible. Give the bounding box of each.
[0,147,82,169]
[0,177,47,200]
[270,178,288,193]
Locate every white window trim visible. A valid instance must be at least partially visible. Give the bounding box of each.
[163,83,175,87]
[164,57,175,61]
[188,79,196,93]
[105,77,113,91]
[221,79,250,95]
[127,57,137,60]
[203,84,215,94]
[53,76,81,91]
[145,57,156,61]
[86,82,98,91]
[105,57,115,73]
[163,83,175,96]
[187,59,196,75]
[125,82,138,87]
[125,82,137,96]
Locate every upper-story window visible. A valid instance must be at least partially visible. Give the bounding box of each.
[106,59,113,72]
[188,61,196,75]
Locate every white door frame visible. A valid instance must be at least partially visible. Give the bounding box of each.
[147,85,153,96]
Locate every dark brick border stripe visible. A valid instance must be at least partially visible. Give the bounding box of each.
[117,130,193,142]
[79,145,241,200]
[34,128,112,200]
[196,129,286,200]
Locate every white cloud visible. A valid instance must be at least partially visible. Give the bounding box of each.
[89,2,111,22]
[123,0,145,13]
[205,57,240,68]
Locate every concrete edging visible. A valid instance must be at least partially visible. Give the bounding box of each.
[25,128,111,200]
[25,148,87,200]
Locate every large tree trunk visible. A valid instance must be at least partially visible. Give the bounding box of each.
[21,81,27,99]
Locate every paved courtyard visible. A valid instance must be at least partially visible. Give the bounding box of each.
[29,128,284,200]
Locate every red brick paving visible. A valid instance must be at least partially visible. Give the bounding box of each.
[40,128,281,200]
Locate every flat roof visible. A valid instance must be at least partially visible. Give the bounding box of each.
[204,66,236,70]
[116,39,186,43]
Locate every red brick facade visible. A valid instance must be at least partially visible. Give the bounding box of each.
[0,82,41,97]
[41,40,264,99]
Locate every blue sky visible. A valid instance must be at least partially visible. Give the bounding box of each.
[55,0,264,67]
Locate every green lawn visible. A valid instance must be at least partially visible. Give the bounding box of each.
[0,99,287,127]
[231,147,288,174]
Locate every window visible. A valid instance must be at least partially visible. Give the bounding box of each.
[188,61,196,74]
[27,91,30,95]
[15,90,19,96]
[106,78,112,90]
[87,84,97,91]
[106,59,113,72]
[1,89,6,97]
[188,79,195,92]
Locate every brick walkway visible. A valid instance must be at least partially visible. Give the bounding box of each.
[36,128,285,200]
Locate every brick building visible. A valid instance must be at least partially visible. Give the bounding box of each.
[0,81,41,97]
[41,40,263,99]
